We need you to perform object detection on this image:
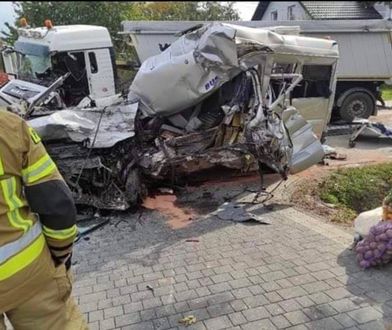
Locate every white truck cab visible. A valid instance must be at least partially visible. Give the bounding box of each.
[0,23,119,110]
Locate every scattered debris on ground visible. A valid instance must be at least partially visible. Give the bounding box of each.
[185,239,199,243]
[213,202,270,224]
[75,218,110,243]
[349,119,392,148]
[178,315,197,327]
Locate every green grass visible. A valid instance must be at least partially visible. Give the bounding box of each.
[319,163,392,222]
[381,84,392,101]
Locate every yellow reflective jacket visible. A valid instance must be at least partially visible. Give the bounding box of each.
[0,110,77,312]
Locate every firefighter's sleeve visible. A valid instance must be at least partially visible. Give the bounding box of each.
[20,120,77,264]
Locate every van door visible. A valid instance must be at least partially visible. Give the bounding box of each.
[290,64,336,138]
[291,98,330,138]
[268,63,328,173]
[85,48,115,100]
[282,106,324,174]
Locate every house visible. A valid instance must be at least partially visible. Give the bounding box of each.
[252,1,385,21]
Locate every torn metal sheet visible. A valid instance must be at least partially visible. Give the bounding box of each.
[139,147,258,179]
[349,119,392,147]
[213,202,270,224]
[29,102,138,148]
[286,110,325,174]
[43,139,141,210]
[129,24,240,117]
[322,144,337,156]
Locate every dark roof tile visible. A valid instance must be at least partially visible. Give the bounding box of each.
[301,1,382,19]
[251,1,382,20]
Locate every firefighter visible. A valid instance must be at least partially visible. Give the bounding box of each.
[0,108,88,329]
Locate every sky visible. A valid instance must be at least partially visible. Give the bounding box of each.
[0,1,259,33]
[0,2,16,32]
[233,1,259,20]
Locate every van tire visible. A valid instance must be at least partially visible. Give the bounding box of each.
[124,168,146,206]
[339,92,374,122]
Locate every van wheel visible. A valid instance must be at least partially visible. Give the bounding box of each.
[320,132,327,144]
[124,168,146,206]
[339,92,374,122]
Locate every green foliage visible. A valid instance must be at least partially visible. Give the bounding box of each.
[384,189,392,206]
[319,163,392,214]
[132,2,239,21]
[320,193,339,205]
[381,84,392,101]
[331,206,358,224]
[2,2,134,51]
[1,1,239,53]
[1,21,19,45]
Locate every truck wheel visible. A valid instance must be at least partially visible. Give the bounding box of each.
[339,92,374,122]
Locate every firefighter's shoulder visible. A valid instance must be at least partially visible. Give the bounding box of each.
[0,106,24,123]
[0,107,41,144]
[0,107,25,134]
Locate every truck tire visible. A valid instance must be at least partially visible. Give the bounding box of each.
[339,92,374,122]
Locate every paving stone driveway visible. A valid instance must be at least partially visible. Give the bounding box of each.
[73,205,392,330]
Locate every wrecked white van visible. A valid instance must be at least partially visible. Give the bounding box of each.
[129,23,338,177]
[28,23,339,209]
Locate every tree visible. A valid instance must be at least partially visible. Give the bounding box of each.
[131,2,239,21]
[0,0,239,90]
[1,2,239,48]
[1,2,135,51]
[1,21,18,45]
[0,1,239,92]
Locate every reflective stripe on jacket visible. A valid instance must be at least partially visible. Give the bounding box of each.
[0,110,77,310]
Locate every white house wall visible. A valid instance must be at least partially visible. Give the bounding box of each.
[373,3,391,19]
[261,2,310,21]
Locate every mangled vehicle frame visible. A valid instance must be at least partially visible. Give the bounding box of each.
[28,23,339,210]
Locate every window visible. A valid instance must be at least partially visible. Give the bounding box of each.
[287,5,295,20]
[51,51,89,106]
[271,10,278,20]
[293,65,333,98]
[88,52,98,74]
[270,63,332,100]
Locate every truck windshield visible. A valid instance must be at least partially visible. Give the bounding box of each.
[17,54,51,81]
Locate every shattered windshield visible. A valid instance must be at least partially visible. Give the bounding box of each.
[17,54,51,81]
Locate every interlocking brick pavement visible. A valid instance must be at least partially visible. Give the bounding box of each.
[71,205,392,330]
